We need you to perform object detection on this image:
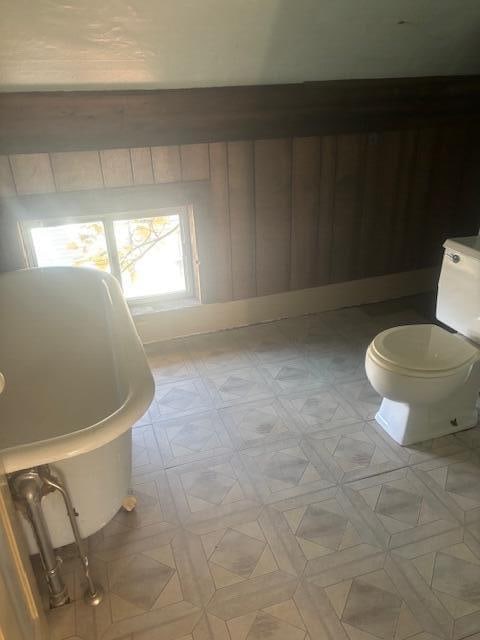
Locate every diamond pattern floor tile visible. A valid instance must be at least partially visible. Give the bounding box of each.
[41,296,480,640]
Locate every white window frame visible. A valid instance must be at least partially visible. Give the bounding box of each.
[22,207,196,304]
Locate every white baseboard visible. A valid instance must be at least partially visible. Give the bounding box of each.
[135,267,437,344]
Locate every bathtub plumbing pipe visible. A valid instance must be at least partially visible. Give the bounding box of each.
[41,466,104,607]
[9,465,104,608]
[9,468,70,609]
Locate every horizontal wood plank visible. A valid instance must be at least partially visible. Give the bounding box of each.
[2,77,480,153]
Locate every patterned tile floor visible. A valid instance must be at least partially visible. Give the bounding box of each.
[39,294,480,640]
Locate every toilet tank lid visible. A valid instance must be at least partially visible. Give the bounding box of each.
[371,324,478,373]
[444,236,480,261]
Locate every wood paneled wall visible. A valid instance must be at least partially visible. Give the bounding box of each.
[2,77,480,153]
[1,123,479,303]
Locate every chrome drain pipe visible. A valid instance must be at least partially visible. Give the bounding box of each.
[41,468,103,606]
[9,469,69,608]
[9,465,103,608]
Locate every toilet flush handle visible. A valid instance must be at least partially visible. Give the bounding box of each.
[446,252,460,264]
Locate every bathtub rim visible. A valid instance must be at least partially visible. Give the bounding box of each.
[0,376,154,473]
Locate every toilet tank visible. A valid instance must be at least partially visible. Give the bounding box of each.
[436,235,480,343]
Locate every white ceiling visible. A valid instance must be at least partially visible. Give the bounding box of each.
[1,0,479,91]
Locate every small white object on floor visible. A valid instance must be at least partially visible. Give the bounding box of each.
[122,495,137,512]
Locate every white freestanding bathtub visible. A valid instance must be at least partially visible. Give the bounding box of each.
[0,267,154,551]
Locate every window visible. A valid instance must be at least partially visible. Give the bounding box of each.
[23,208,195,303]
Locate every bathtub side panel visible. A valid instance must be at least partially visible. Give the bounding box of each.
[20,430,132,552]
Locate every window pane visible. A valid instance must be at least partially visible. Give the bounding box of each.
[30,221,110,271]
[113,214,186,299]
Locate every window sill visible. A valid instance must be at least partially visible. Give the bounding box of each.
[129,296,201,317]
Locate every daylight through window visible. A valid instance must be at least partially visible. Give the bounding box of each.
[24,208,193,302]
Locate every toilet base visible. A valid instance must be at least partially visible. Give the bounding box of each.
[375,363,480,446]
[375,402,478,446]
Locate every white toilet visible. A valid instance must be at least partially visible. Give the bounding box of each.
[365,235,480,446]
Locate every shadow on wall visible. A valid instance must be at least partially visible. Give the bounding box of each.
[258,0,480,83]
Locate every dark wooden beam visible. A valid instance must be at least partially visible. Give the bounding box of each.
[2,76,480,153]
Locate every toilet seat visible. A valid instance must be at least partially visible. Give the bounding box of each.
[368,324,478,378]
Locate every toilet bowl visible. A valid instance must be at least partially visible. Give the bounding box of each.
[365,324,480,445]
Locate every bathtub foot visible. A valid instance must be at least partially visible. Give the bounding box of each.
[9,469,70,608]
[84,582,104,606]
[122,494,137,511]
